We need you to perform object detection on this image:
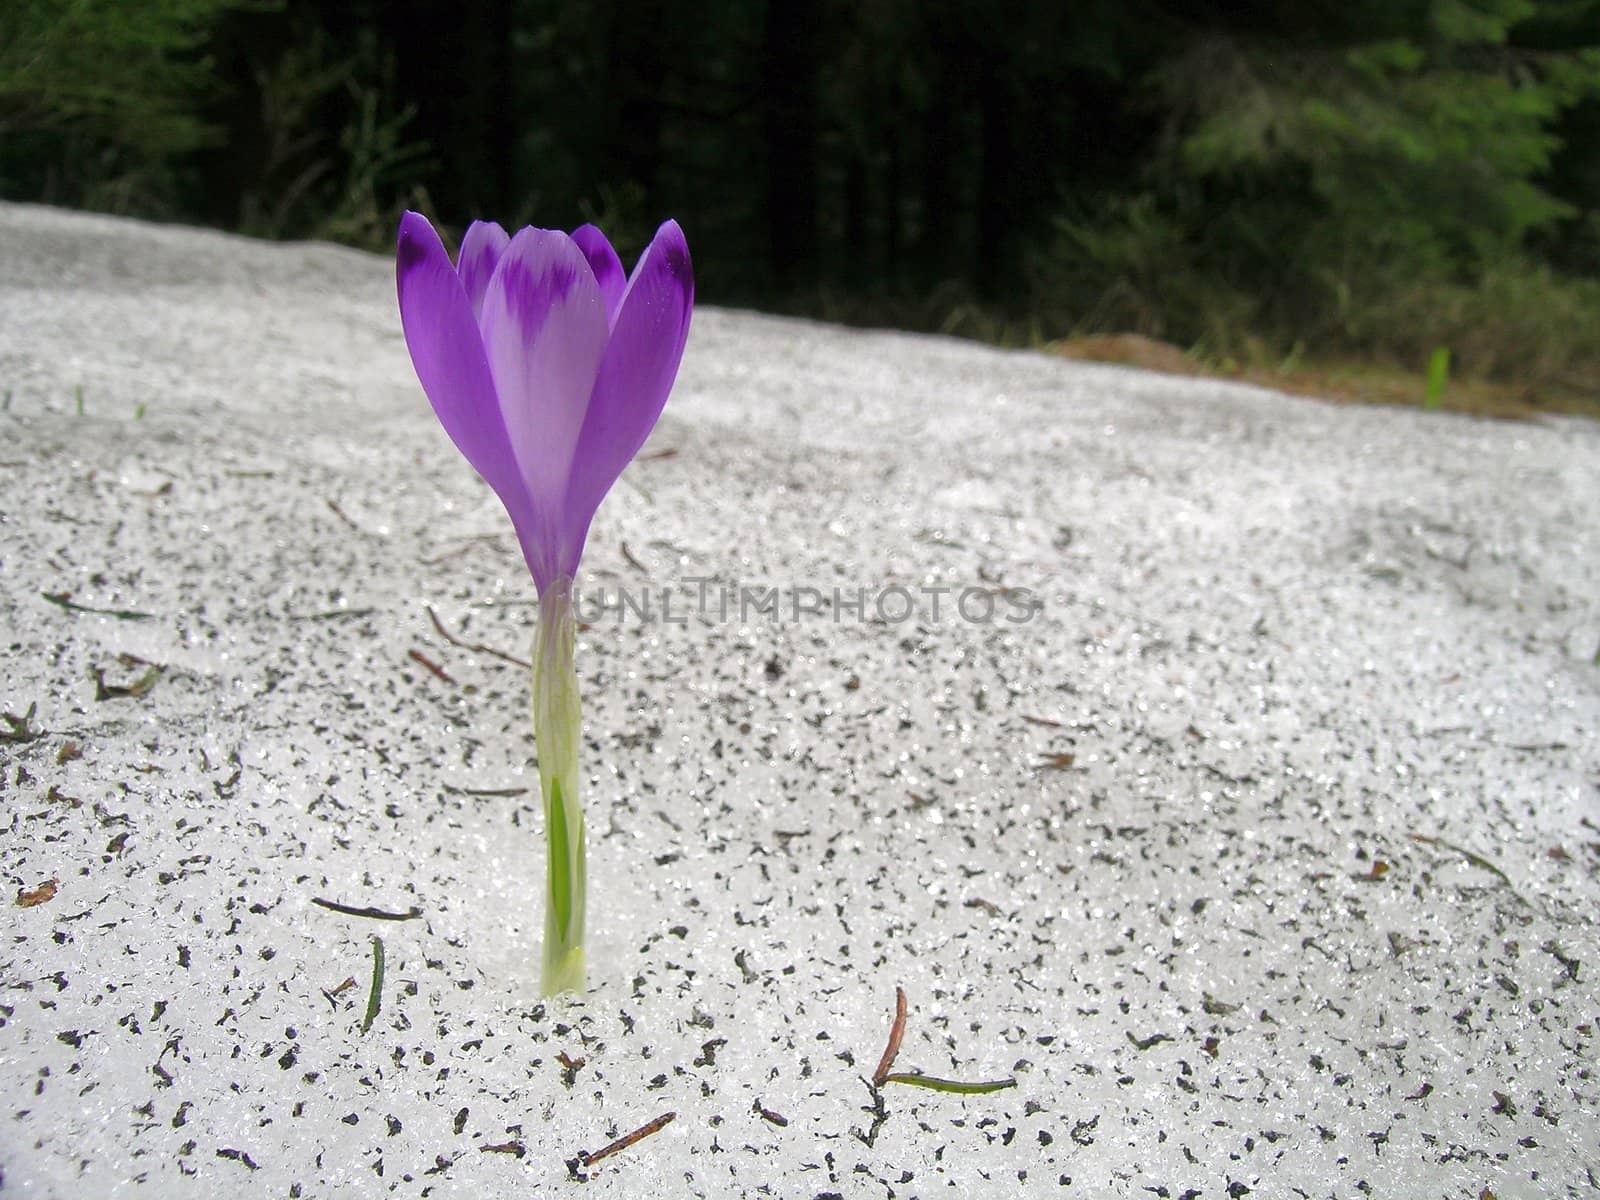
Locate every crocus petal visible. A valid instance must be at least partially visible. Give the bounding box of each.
[562,219,694,548]
[478,227,610,577]
[457,220,510,321]
[570,224,626,327]
[396,211,536,531]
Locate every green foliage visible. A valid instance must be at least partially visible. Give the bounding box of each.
[1371,260,1600,381]
[231,25,359,238]
[2,0,1597,399]
[317,80,427,247]
[1154,10,1598,275]
[1056,0,1600,387]
[1029,193,1259,352]
[229,16,427,245]
[0,0,254,210]
[1433,0,1535,44]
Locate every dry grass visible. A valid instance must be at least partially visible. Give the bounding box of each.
[1048,333,1600,422]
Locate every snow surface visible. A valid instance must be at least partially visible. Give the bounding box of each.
[1,201,1598,1199]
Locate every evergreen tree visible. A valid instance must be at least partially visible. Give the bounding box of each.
[0,0,249,211]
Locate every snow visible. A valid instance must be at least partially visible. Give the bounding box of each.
[1,201,1598,1198]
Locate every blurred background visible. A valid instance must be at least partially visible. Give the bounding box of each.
[3,0,1599,412]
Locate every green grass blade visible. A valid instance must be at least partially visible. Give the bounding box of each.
[1424,346,1450,409]
[881,1072,1017,1094]
[361,935,385,1033]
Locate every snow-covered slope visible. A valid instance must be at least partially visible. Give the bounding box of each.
[2,202,1597,1198]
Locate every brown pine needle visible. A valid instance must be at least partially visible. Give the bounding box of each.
[620,541,649,574]
[425,605,532,669]
[321,977,357,1008]
[311,897,422,922]
[408,649,455,684]
[580,1111,676,1168]
[326,499,361,530]
[872,986,908,1087]
[480,1140,525,1156]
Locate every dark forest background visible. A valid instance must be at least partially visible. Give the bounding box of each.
[5,0,1600,397]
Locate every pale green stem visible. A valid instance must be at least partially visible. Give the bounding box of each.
[533,575,585,995]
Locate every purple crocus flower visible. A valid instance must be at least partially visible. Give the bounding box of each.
[396,212,693,592]
[396,212,692,994]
